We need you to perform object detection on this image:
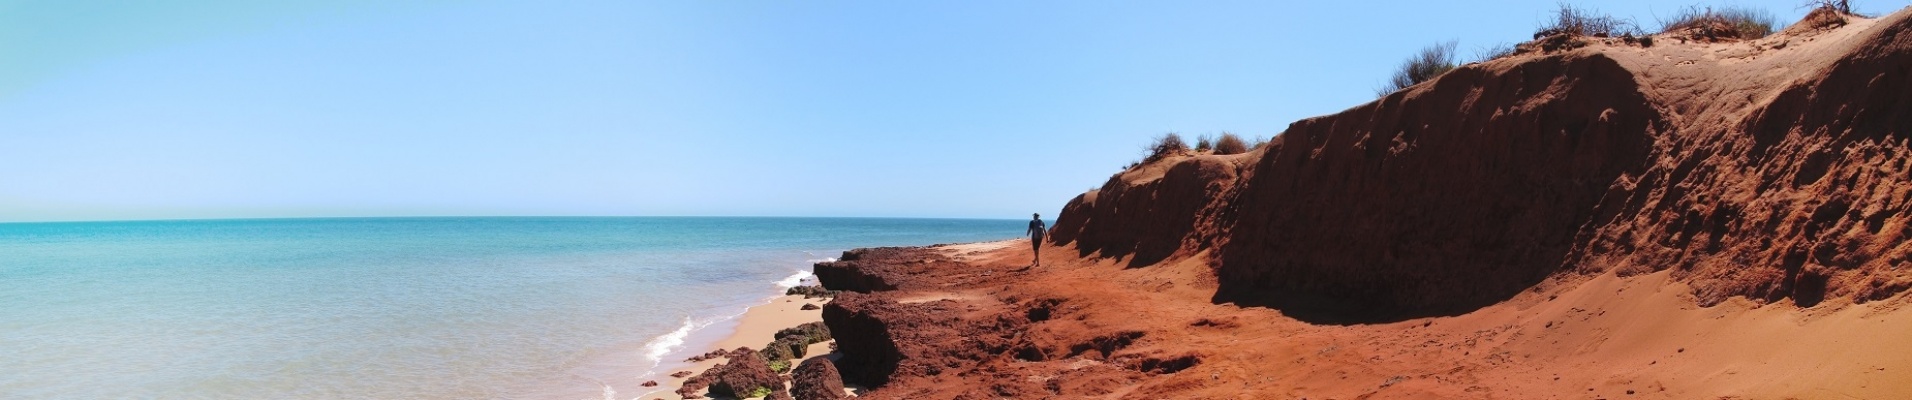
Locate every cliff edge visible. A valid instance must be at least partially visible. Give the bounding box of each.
[817,8,1912,399]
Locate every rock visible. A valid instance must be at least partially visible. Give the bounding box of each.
[761,334,809,361]
[800,303,820,310]
[640,380,658,387]
[775,321,833,344]
[778,335,809,359]
[759,338,797,361]
[785,285,838,299]
[675,371,713,399]
[685,349,729,363]
[789,358,849,400]
[670,371,693,378]
[709,349,785,398]
[676,347,761,399]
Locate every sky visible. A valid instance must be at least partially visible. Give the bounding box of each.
[0,0,1844,222]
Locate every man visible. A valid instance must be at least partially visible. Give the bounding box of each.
[1027,213,1046,267]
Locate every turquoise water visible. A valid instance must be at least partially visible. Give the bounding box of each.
[0,217,1019,399]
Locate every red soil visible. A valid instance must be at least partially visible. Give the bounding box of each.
[819,7,1912,399]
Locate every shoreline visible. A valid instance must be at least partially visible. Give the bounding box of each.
[634,293,834,399]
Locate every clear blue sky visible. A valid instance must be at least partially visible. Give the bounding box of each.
[0,0,1831,222]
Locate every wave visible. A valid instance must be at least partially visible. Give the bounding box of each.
[638,314,729,376]
[631,256,833,393]
[774,269,815,289]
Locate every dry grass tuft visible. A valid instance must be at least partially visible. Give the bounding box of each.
[1214,132,1249,155]
[1376,41,1457,96]
[1145,132,1189,163]
[1535,3,1642,39]
[1660,6,1777,41]
[1474,42,1517,62]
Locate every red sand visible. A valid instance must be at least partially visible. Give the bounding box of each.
[810,7,1912,399]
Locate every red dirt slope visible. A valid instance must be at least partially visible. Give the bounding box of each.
[1053,6,1912,321]
[820,7,1912,400]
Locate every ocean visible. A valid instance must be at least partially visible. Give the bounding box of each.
[0,217,1021,399]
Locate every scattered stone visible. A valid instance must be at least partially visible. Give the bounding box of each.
[676,346,757,400]
[800,303,821,310]
[790,358,849,400]
[670,371,693,378]
[686,349,729,363]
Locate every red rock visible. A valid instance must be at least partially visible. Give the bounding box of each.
[709,350,784,398]
[789,358,848,400]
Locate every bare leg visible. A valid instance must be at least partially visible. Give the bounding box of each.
[1031,237,1041,266]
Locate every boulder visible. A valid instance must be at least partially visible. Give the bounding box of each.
[789,358,848,400]
[775,321,833,344]
[759,339,797,361]
[785,285,838,299]
[709,349,785,398]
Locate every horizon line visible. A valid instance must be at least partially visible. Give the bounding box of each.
[0,214,1033,225]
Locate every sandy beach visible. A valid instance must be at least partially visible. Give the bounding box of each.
[635,294,837,400]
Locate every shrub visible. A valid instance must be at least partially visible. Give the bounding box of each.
[1213,132,1249,155]
[1376,41,1457,96]
[1535,3,1641,38]
[768,359,791,374]
[1804,0,1853,14]
[1144,132,1188,162]
[1474,42,1516,62]
[1660,6,1777,40]
[1194,135,1213,152]
[744,386,773,398]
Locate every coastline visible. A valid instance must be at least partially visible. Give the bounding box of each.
[634,294,835,400]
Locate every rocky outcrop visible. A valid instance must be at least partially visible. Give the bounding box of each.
[821,290,1025,387]
[1215,52,1662,321]
[790,358,849,400]
[1052,156,1241,268]
[676,347,784,399]
[812,8,1912,400]
[814,247,980,292]
[709,350,783,398]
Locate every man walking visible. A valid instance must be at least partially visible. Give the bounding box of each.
[1027,213,1046,267]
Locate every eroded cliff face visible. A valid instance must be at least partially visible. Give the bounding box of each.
[1583,14,1912,307]
[810,10,1912,400]
[1053,10,1912,321]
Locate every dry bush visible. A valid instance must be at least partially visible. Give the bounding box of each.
[1376,41,1457,96]
[1213,132,1249,155]
[1660,5,1777,40]
[1803,0,1853,14]
[1145,132,1189,162]
[1535,3,1642,38]
[1194,135,1213,152]
[1474,42,1517,62]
